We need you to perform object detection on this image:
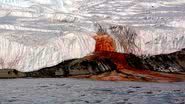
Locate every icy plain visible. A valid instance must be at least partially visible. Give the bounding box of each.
[0,78,185,104]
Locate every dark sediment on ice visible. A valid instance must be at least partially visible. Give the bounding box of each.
[126,48,185,73]
[70,51,185,82]
[25,57,116,77]
[0,57,116,78]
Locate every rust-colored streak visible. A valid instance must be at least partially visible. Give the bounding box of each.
[87,70,185,82]
[78,51,185,82]
[84,51,129,69]
[94,35,116,52]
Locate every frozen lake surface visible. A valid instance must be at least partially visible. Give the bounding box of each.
[0,78,184,104]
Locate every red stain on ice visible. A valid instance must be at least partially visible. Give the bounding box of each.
[78,34,185,82]
[94,35,116,52]
[83,51,185,82]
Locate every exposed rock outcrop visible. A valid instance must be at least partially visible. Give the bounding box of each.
[25,57,116,77]
[70,51,185,82]
[127,48,185,73]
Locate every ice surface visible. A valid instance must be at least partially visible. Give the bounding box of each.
[0,0,185,71]
[0,32,95,72]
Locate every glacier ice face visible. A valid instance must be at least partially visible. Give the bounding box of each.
[0,0,96,72]
[137,28,185,55]
[87,0,185,55]
[95,25,185,55]
[0,32,95,72]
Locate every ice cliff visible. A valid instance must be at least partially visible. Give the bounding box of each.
[0,32,95,72]
[0,0,96,72]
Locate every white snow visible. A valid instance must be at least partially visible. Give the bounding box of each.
[0,0,185,71]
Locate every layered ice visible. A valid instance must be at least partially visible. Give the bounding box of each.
[0,0,185,72]
[0,0,96,72]
[0,32,95,72]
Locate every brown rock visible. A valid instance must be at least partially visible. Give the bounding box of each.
[81,51,185,82]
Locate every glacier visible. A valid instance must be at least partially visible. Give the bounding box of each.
[0,32,95,72]
[0,0,185,72]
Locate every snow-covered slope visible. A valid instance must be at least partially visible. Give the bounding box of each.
[0,0,185,72]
